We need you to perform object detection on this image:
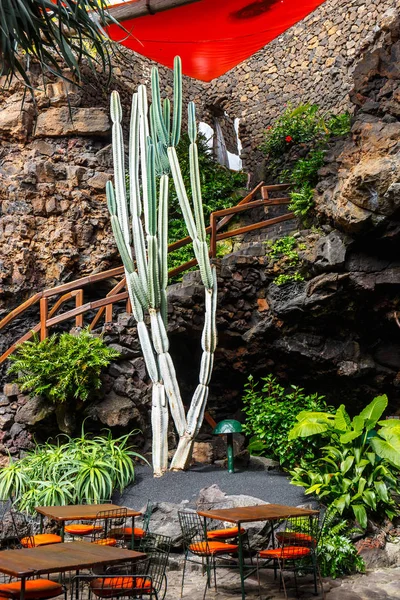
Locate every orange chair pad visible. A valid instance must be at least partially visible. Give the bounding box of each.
[259,546,311,559]
[21,534,62,548]
[65,524,102,535]
[0,579,63,599]
[207,527,245,540]
[92,538,117,546]
[276,532,315,546]
[90,577,151,598]
[189,541,238,556]
[110,527,145,539]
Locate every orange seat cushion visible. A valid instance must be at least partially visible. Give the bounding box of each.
[0,579,63,600]
[65,524,102,535]
[90,577,151,598]
[207,527,245,540]
[189,541,238,556]
[259,546,311,560]
[276,532,315,546]
[92,538,117,547]
[110,527,146,539]
[21,534,62,548]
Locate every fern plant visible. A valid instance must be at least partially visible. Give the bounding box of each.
[318,510,365,578]
[8,328,119,404]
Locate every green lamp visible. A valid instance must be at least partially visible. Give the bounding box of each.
[212,419,243,473]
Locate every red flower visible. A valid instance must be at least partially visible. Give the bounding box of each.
[285,135,293,142]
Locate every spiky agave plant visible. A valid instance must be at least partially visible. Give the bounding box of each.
[107,56,217,476]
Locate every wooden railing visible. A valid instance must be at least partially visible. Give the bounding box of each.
[0,183,294,363]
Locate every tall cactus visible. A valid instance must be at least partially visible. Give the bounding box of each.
[107,57,217,475]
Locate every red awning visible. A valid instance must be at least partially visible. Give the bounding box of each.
[106,0,327,81]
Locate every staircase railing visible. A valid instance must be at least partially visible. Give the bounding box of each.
[0,183,294,364]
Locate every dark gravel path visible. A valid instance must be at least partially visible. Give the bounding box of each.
[116,464,308,509]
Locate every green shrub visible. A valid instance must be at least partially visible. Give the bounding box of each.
[273,272,304,286]
[289,150,325,188]
[242,375,332,470]
[0,427,146,513]
[327,112,352,136]
[288,183,315,218]
[261,104,327,157]
[8,328,119,404]
[318,513,365,578]
[289,395,400,528]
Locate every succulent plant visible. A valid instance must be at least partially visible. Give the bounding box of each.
[107,57,217,475]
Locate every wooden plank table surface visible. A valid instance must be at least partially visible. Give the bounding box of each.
[197,503,319,523]
[0,541,147,578]
[35,504,141,522]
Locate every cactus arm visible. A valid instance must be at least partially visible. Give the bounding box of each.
[152,383,169,477]
[158,353,186,436]
[171,56,182,147]
[151,67,169,147]
[163,98,171,140]
[110,91,130,246]
[138,84,150,231]
[167,146,196,239]
[158,174,169,325]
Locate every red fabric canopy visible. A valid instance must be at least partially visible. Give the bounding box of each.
[106,0,327,81]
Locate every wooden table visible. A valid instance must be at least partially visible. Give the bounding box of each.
[197,504,319,600]
[35,504,141,546]
[0,541,146,600]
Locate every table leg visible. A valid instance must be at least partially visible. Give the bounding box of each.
[270,520,277,580]
[75,570,79,600]
[19,577,25,600]
[131,516,135,549]
[39,515,44,534]
[61,523,65,542]
[238,521,246,600]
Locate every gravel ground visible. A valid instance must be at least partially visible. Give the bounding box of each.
[116,464,308,509]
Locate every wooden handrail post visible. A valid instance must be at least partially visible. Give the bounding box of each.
[105,304,113,323]
[75,290,84,328]
[39,297,49,341]
[210,213,217,258]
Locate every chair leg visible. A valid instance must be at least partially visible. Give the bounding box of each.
[212,557,217,591]
[180,554,187,598]
[256,554,262,600]
[277,559,287,600]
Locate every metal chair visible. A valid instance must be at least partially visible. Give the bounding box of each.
[256,514,321,599]
[10,511,62,549]
[79,533,171,600]
[64,499,112,540]
[178,510,239,599]
[91,508,128,548]
[110,501,153,549]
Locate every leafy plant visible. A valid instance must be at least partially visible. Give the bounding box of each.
[261,104,327,157]
[273,272,304,286]
[317,512,365,578]
[289,183,315,218]
[289,150,325,188]
[8,328,119,404]
[0,427,145,514]
[268,235,299,264]
[289,395,400,528]
[0,0,120,92]
[242,375,332,470]
[327,113,352,136]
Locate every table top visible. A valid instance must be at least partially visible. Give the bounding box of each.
[0,541,146,578]
[197,504,319,524]
[35,503,141,522]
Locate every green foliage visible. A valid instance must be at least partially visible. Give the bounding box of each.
[289,150,325,188]
[289,183,315,218]
[0,427,146,514]
[273,272,304,286]
[168,133,246,275]
[8,329,119,404]
[289,395,400,528]
[242,375,332,470]
[1,0,118,92]
[261,104,327,157]
[267,235,307,285]
[318,512,365,578]
[327,113,352,136]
